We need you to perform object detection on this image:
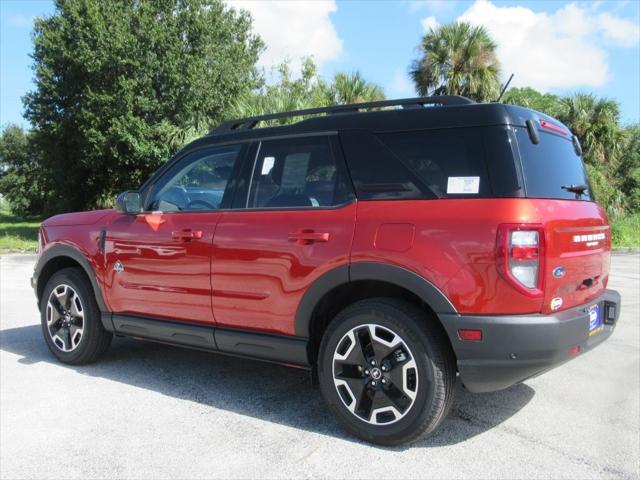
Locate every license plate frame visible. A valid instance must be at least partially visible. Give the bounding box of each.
[588,303,603,336]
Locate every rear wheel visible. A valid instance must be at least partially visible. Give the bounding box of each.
[40,267,112,365]
[318,298,455,445]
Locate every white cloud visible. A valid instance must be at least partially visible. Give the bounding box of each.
[386,67,416,98]
[421,16,439,33]
[598,12,640,47]
[456,0,612,90]
[227,0,343,73]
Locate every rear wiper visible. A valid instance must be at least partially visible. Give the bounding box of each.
[562,184,589,198]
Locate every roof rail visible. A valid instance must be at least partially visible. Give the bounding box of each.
[211,95,475,135]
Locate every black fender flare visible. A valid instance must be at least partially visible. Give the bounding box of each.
[294,262,457,338]
[34,244,109,315]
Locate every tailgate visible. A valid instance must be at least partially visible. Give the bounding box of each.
[542,201,611,314]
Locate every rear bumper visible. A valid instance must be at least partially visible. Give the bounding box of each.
[440,289,621,393]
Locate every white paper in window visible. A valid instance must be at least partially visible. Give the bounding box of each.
[261,156,275,175]
[446,176,480,194]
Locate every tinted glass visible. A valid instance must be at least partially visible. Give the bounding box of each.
[148,145,241,212]
[379,128,492,198]
[515,127,592,200]
[245,136,351,208]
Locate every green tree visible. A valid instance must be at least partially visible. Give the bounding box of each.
[231,59,386,126]
[618,125,640,213]
[556,93,623,168]
[410,22,501,102]
[231,59,322,125]
[318,71,385,105]
[502,87,563,117]
[0,125,46,215]
[24,0,263,213]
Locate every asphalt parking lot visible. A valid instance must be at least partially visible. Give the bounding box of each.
[1,253,638,479]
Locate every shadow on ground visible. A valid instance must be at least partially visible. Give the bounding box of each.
[0,324,535,450]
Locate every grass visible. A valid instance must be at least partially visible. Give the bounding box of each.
[0,211,41,253]
[611,213,640,248]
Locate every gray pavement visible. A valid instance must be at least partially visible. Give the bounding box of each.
[1,253,638,479]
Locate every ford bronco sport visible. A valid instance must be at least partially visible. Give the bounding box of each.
[32,96,621,445]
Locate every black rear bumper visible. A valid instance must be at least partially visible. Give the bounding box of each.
[440,289,621,393]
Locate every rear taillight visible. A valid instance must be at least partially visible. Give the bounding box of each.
[496,224,545,297]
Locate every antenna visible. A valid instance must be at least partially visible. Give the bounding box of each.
[496,73,514,103]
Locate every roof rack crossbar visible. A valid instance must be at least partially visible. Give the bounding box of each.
[211,95,474,135]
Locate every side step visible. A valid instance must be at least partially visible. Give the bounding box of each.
[110,314,310,368]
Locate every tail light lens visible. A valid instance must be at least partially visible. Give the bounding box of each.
[497,224,545,297]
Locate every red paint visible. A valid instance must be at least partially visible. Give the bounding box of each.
[209,203,356,335]
[103,212,219,324]
[37,194,610,332]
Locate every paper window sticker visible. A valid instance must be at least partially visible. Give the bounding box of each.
[261,156,275,175]
[447,176,480,194]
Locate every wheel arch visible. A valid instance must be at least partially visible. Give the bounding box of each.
[295,262,458,364]
[35,245,108,315]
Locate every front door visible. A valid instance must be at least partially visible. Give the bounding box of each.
[211,135,356,336]
[104,143,244,324]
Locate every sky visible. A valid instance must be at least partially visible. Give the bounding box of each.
[1,0,639,127]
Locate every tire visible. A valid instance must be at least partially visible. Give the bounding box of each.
[318,298,456,445]
[40,267,112,365]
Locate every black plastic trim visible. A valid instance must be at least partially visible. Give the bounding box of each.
[112,314,217,349]
[33,244,109,314]
[294,262,457,338]
[294,265,350,338]
[439,289,621,393]
[350,262,457,313]
[109,314,310,368]
[215,328,309,366]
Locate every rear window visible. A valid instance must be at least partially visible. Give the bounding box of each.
[514,127,592,201]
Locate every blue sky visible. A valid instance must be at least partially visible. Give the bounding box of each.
[2,0,639,127]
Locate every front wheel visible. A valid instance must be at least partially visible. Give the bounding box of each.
[318,298,456,445]
[40,267,112,365]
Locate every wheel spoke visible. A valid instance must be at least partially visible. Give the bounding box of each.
[382,380,413,413]
[355,327,376,361]
[354,385,375,420]
[334,362,363,380]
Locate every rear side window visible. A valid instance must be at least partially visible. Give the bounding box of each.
[245,136,353,209]
[341,128,493,199]
[514,127,592,201]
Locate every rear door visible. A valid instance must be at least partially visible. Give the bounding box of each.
[210,134,356,336]
[513,123,611,314]
[104,144,245,324]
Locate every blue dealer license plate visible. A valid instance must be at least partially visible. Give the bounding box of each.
[588,304,603,336]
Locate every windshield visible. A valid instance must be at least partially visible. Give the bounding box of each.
[515,127,592,201]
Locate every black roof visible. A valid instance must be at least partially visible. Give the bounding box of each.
[198,96,569,146]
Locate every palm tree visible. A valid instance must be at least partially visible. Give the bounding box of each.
[410,22,501,102]
[557,93,622,167]
[318,72,385,105]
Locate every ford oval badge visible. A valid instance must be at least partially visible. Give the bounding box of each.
[552,266,566,278]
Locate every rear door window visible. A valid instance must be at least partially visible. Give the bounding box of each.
[514,127,592,200]
[244,136,353,209]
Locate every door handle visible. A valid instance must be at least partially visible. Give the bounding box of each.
[172,229,203,241]
[288,231,330,245]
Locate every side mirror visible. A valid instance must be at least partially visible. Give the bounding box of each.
[116,191,142,214]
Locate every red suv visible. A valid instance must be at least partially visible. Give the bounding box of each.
[32,96,621,445]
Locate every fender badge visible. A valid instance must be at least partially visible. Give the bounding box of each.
[552,266,566,278]
[114,260,125,273]
[551,297,563,310]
